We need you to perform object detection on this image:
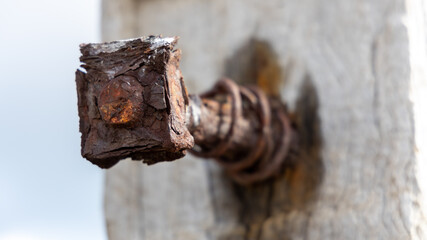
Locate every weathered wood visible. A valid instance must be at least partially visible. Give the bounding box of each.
[102,0,427,239]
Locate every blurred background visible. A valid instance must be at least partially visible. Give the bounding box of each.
[0,0,106,239]
[1,0,426,239]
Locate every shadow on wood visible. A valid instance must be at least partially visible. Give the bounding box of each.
[223,39,323,239]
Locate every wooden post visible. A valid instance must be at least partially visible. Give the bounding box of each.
[101,0,427,239]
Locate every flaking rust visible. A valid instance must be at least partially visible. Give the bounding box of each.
[76,36,297,185]
[76,36,194,168]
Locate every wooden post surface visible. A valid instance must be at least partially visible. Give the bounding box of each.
[101,0,427,239]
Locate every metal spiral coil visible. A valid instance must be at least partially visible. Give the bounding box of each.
[190,78,293,185]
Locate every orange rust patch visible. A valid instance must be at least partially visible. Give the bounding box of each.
[98,76,144,126]
[99,99,135,124]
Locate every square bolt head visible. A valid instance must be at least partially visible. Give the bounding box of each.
[76,36,194,168]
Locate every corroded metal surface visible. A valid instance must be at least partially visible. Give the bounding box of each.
[188,78,295,185]
[98,76,144,127]
[76,36,296,184]
[76,36,194,168]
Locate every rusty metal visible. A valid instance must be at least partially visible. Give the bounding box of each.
[98,76,144,127]
[76,36,193,168]
[188,78,292,184]
[189,78,242,158]
[76,36,297,184]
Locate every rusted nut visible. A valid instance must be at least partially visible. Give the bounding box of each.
[98,76,144,127]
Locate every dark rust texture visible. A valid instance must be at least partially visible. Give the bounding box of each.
[188,78,297,185]
[76,36,194,168]
[76,36,297,184]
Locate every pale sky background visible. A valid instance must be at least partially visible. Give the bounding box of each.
[0,0,106,239]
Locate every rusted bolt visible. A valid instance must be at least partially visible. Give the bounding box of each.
[98,76,144,127]
[77,36,297,185]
